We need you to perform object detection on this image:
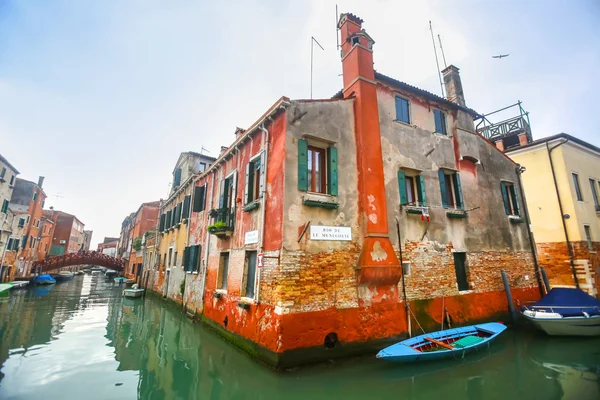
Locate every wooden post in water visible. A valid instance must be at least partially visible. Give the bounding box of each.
[540,267,551,294]
[501,270,516,324]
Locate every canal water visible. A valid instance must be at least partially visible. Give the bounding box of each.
[0,275,599,400]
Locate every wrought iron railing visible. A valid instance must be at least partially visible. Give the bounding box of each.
[209,207,235,231]
[477,115,532,142]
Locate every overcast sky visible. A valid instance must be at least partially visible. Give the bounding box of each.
[1,0,598,248]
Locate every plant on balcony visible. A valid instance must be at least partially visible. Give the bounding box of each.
[207,221,229,234]
[132,237,143,251]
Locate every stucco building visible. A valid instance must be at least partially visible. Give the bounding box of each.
[98,237,119,257]
[139,13,540,368]
[506,133,600,296]
[0,153,19,282]
[45,210,85,255]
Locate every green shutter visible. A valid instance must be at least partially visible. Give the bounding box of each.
[189,245,200,272]
[173,168,182,188]
[193,185,204,212]
[510,185,521,216]
[298,139,308,191]
[159,214,165,231]
[500,182,510,215]
[453,174,464,210]
[397,171,407,205]
[194,244,201,272]
[438,170,449,208]
[176,202,182,223]
[166,210,172,228]
[183,247,190,271]
[418,175,427,206]
[182,195,191,219]
[22,235,28,249]
[1,199,8,213]
[327,147,338,196]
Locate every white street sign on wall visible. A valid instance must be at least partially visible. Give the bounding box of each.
[245,230,259,245]
[310,226,352,241]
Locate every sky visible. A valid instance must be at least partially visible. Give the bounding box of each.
[0,0,599,248]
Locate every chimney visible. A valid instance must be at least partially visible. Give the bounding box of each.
[337,13,401,289]
[37,176,45,188]
[219,146,229,157]
[442,65,466,107]
[234,127,246,140]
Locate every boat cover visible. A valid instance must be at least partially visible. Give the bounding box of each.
[33,274,56,284]
[523,288,600,317]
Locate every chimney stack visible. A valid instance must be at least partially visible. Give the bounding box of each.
[442,65,466,107]
[234,127,246,140]
[219,146,229,157]
[37,176,45,188]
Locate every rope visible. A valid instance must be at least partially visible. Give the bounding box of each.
[407,304,426,335]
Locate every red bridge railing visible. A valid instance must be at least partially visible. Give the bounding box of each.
[33,251,125,273]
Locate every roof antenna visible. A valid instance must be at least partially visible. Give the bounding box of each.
[310,36,325,99]
[438,34,448,68]
[335,4,340,50]
[429,21,445,97]
[200,146,211,155]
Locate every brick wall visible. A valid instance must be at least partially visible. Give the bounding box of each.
[537,240,600,292]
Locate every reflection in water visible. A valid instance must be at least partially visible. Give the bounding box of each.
[1,275,599,399]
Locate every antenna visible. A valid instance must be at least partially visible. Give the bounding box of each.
[438,34,447,68]
[200,146,211,155]
[429,21,445,97]
[335,4,340,50]
[310,36,325,99]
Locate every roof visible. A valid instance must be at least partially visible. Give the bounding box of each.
[0,153,19,174]
[505,133,600,155]
[103,237,119,243]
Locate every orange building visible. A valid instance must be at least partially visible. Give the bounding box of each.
[121,201,159,279]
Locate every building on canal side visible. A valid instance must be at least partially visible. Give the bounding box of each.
[97,237,119,257]
[0,153,20,282]
[504,133,600,296]
[45,210,86,255]
[138,12,541,368]
[119,201,160,279]
[82,230,93,252]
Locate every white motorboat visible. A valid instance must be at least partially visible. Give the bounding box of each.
[521,288,600,337]
[123,284,145,299]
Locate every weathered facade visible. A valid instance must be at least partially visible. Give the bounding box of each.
[46,210,85,255]
[505,134,600,296]
[97,237,119,257]
[0,153,19,282]
[138,13,540,367]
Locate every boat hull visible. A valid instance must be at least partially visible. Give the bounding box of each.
[522,313,600,336]
[123,289,144,298]
[377,322,507,363]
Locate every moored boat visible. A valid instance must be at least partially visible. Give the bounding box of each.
[123,284,144,298]
[521,288,600,337]
[0,283,13,297]
[8,281,29,289]
[376,322,507,363]
[54,271,75,282]
[33,274,56,285]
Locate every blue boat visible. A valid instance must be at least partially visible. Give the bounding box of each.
[33,274,56,285]
[377,322,507,363]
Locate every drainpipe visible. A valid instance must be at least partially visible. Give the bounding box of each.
[546,140,579,288]
[256,122,270,303]
[515,164,543,296]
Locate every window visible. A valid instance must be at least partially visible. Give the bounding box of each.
[35,219,40,228]
[1,199,8,214]
[0,167,5,179]
[159,213,166,231]
[573,173,583,201]
[217,252,229,290]
[501,182,520,216]
[32,192,37,202]
[18,218,24,228]
[163,254,167,269]
[242,251,258,299]
[590,179,600,211]
[168,248,173,267]
[397,171,427,206]
[351,36,360,45]
[182,195,191,220]
[453,252,469,291]
[26,216,30,224]
[395,96,410,124]
[12,239,19,250]
[584,225,593,251]
[172,168,182,189]
[438,171,464,209]
[173,251,178,267]
[9,175,14,185]
[6,238,13,250]
[183,244,201,272]
[199,162,206,172]
[44,243,48,252]
[165,210,172,230]
[219,173,236,210]
[433,109,447,135]
[298,140,338,195]
[245,152,265,204]
[193,185,207,212]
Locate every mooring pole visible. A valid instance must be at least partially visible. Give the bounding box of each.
[501,270,516,324]
[540,267,551,294]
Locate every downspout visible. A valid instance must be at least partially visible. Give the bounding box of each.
[515,164,543,295]
[256,122,270,303]
[546,140,579,288]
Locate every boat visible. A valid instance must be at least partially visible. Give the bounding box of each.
[33,274,56,285]
[0,283,13,297]
[521,288,600,336]
[8,281,29,289]
[376,322,507,363]
[123,284,145,298]
[125,279,136,288]
[54,271,75,282]
[105,270,118,278]
[74,271,84,275]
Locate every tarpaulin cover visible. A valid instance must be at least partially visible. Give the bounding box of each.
[33,274,56,284]
[523,288,600,317]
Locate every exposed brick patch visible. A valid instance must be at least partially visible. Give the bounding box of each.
[536,241,600,292]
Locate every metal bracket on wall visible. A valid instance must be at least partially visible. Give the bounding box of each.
[298,221,311,243]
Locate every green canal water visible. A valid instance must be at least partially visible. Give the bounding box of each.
[0,275,599,400]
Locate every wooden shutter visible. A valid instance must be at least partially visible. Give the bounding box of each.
[418,175,427,206]
[245,162,251,204]
[259,151,266,198]
[510,185,521,216]
[396,97,409,123]
[193,185,205,212]
[453,174,464,210]
[219,179,225,209]
[13,239,19,250]
[298,139,308,191]
[182,195,191,219]
[194,244,201,272]
[166,210,172,228]
[183,247,190,271]
[500,182,510,215]
[397,171,407,205]
[176,202,182,223]
[159,214,165,231]
[327,147,338,196]
[438,170,449,208]
[22,235,28,249]
[173,168,182,188]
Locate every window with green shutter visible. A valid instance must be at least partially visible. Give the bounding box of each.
[298,139,338,196]
[398,171,427,206]
[1,199,8,213]
[298,139,309,191]
[166,210,172,229]
[501,181,520,216]
[0,167,5,178]
[395,96,410,124]
[159,214,166,232]
[182,195,191,220]
[175,202,182,224]
[183,246,191,271]
[173,168,182,189]
[245,152,264,204]
[193,185,206,212]
[438,170,464,210]
[434,109,447,135]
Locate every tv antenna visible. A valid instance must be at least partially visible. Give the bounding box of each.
[429,21,445,97]
[438,34,448,68]
[310,36,325,99]
[200,146,211,155]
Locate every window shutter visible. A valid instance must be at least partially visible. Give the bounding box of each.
[511,185,521,216]
[453,174,464,210]
[232,171,238,208]
[183,247,190,271]
[193,185,204,212]
[22,235,28,249]
[434,110,441,132]
[173,168,182,188]
[159,214,165,231]
[166,210,172,228]
[500,182,510,215]
[298,139,308,191]
[259,151,266,198]
[7,238,13,250]
[219,179,225,209]
[438,170,449,208]
[182,195,191,219]
[418,175,427,206]
[13,239,19,250]
[327,147,338,196]
[176,202,182,223]
[194,244,201,272]
[245,162,251,204]
[397,171,407,205]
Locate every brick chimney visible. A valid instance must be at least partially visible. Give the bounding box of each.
[442,65,466,107]
[219,146,228,157]
[37,176,45,188]
[338,13,401,289]
[234,127,246,140]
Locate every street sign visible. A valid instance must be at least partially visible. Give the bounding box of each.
[257,253,263,269]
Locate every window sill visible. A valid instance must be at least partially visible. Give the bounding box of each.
[405,205,428,215]
[446,209,468,219]
[508,215,524,224]
[243,201,260,212]
[213,290,226,299]
[458,290,474,295]
[393,119,412,127]
[302,193,339,209]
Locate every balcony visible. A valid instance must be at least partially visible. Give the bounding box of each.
[475,102,532,148]
[208,208,235,238]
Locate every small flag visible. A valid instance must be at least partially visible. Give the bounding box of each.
[421,209,430,222]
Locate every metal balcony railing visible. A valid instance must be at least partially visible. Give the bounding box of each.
[475,101,533,144]
[209,207,235,232]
